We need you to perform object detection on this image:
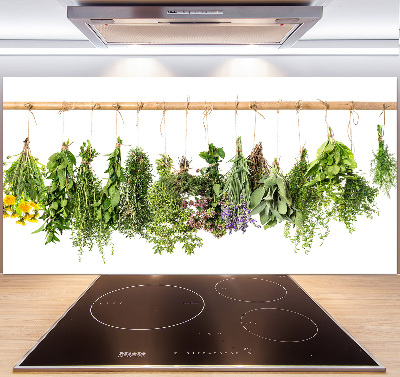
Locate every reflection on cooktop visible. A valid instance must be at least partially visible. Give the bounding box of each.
[14,275,385,372]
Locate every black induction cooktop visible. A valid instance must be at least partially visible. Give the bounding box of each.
[14,275,384,372]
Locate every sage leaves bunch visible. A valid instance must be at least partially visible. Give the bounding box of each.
[35,141,76,244]
[119,147,153,238]
[370,124,397,197]
[145,155,203,255]
[94,137,125,229]
[250,160,297,229]
[3,138,45,225]
[71,141,112,262]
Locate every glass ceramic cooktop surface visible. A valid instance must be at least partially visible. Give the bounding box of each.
[14,275,384,372]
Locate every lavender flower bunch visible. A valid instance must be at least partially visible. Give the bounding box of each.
[221,196,260,234]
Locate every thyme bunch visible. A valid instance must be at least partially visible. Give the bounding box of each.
[370,124,397,197]
[284,149,331,253]
[71,141,112,262]
[145,155,203,255]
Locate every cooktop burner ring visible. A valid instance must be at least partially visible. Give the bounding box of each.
[241,307,319,343]
[89,284,205,331]
[215,277,287,303]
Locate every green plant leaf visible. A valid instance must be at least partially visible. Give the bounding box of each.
[250,186,265,208]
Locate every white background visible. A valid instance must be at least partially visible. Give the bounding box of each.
[3,77,397,274]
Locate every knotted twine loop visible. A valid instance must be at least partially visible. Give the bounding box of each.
[202,101,212,144]
[23,137,31,152]
[250,102,265,147]
[295,100,303,153]
[61,141,73,151]
[378,103,387,141]
[24,103,37,140]
[347,101,359,153]
[113,102,125,141]
[318,99,332,138]
[136,101,143,147]
[185,96,190,160]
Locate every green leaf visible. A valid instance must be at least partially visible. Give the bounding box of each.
[277,197,287,214]
[216,148,225,159]
[61,199,68,207]
[51,202,58,210]
[104,211,111,224]
[213,184,221,196]
[250,187,265,208]
[250,200,267,215]
[259,207,269,225]
[111,191,120,207]
[31,223,45,234]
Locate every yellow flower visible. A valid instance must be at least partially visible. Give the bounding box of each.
[18,201,31,213]
[24,213,30,220]
[11,212,18,218]
[29,201,40,210]
[3,195,16,206]
[3,213,10,218]
[27,217,38,223]
[16,219,26,226]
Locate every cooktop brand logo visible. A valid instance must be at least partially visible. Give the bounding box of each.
[183,301,201,305]
[118,351,146,358]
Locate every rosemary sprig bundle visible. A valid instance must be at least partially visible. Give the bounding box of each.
[119,147,153,238]
[71,141,113,262]
[94,137,125,229]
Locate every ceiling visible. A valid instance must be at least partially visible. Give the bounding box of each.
[0,0,398,48]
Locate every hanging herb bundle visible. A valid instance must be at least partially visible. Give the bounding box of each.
[247,142,270,191]
[335,173,378,233]
[119,147,153,238]
[222,137,258,233]
[33,141,76,244]
[284,149,331,253]
[71,141,112,262]
[306,128,357,189]
[306,130,378,235]
[250,159,296,229]
[370,124,397,197]
[94,137,125,229]
[3,138,46,225]
[159,156,210,197]
[145,155,203,255]
[184,144,227,238]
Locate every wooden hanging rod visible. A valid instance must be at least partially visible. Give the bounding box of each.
[3,101,397,111]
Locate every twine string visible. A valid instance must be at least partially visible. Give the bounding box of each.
[347,101,359,153]
[379,103,387,138]
[90,102,99,138]
[202,102,212,144]
[185,96,190,158]
[250,102,265,147]
[318,99,332,138]
[58,102,70,142]
[24,103,37,140]
[295,100,303,153]
[113,102,125,140]
[234,96,239,141]
[276,100,282,159]
[159,102,167,160]
[136,101,143,147]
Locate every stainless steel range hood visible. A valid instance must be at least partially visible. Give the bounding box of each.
[67,5,322,48]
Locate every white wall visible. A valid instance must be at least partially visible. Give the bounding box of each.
[2,76,397,274]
